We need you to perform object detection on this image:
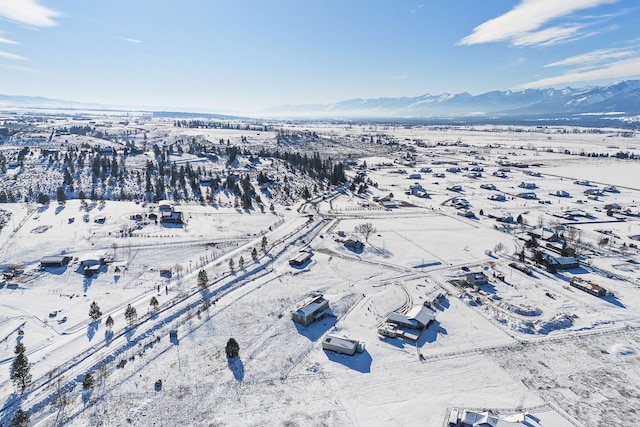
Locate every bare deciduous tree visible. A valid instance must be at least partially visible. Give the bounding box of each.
[354,222,376,242]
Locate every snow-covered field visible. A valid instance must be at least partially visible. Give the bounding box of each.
[1,118,640,426]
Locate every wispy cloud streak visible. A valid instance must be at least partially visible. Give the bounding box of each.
[458,0,619,47]
[0,50,26,60]
[119,37,142,44]
[518,56,640,88]
[545,48,637,67]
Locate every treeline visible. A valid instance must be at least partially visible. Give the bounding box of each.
[0,141,347,207]
[174,120,268,132]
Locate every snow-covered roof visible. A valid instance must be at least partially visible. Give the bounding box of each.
[294,295,328,317]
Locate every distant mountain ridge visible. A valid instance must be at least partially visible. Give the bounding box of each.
[265,80,640,119]
[0,94,107,110]
[1,80,639,122]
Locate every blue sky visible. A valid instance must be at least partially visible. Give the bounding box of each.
[0,0,639,114]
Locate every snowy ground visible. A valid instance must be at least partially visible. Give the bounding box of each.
[1,121,640,426]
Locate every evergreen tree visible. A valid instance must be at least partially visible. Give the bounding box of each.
[197,269,208,287]
[225,338,240,358]
[83,373,94,389]
[10,342,32,393]
[105,315,114,330]
[251,248,258,260]
[10,409,29,427]
[36,192,50,205]
[229,258,235,272]
[56,187,66,205]
[238,256,244,269]
[89,301,102,321]
[261,236,267,252]
[150,296,159,311]
[124,304,137,325]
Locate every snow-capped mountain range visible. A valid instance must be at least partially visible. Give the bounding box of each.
[1,80,639,121]
[265,80,640,119]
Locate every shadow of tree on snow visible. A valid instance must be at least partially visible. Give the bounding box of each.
[227,357,244,382]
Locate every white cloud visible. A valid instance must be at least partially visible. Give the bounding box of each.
[457,0,619,46]
[0,33,19,45]
[0,63,37,72]
[545,47,637,67]
[119,37,142,44]
[517,56,640,88]
[0,0,59,27]
[0,50,26,60]
[511,25,583,46]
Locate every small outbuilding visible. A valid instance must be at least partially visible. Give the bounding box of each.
[40,255,72,268]
[570,277,607,297]
[322,335,361,356]
[289,251,312,266]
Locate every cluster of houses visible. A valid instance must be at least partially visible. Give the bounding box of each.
[448,408,542,427]
[290,290,439,356]
[40,252,111,276]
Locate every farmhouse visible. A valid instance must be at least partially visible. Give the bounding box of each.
[584,188,604,196]
[386,305,435,331]
[465,272,489,286]
[160,211,183,224]
[322,335,362,356]
[291,294,330,326]
[540,253,579,271]
[343,238,364,251]
[40,255,72,268]
[604,202,622,212]
[519,182,537,189]
[517,192,537,199]
[528,227,561,242]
